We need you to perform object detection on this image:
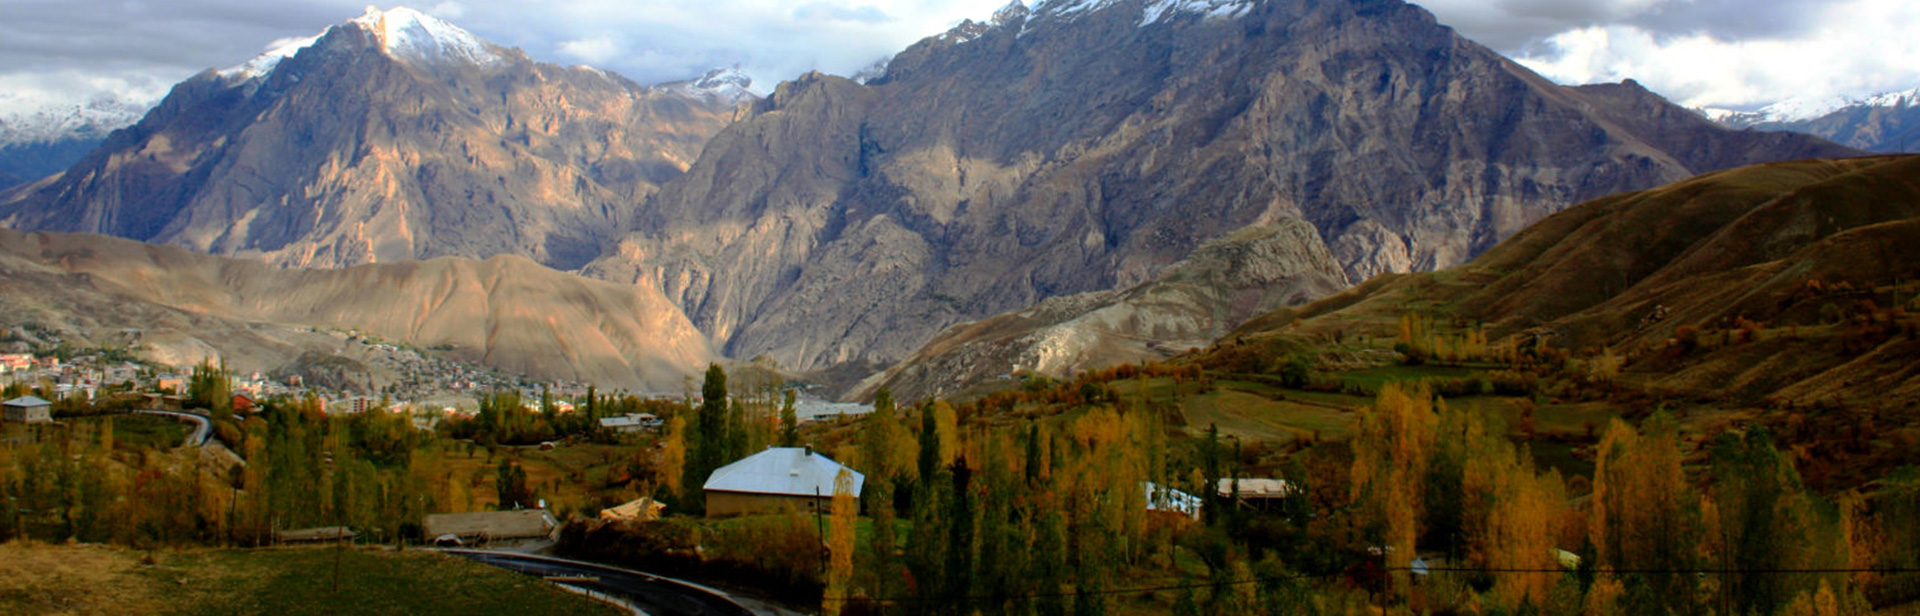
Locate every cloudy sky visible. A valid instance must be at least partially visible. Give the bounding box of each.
[3,0,1919,117]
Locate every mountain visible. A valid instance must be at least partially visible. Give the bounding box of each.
[1224,155,1920,411]
[0,7,747,270]
[0,227,714,392]
[586,0,1859,382]
[858,217,1347,401]
[1705,89,1920,154]
[0,96,150,189]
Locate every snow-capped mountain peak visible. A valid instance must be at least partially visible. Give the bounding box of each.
[1703,87,1920,127]
[348,5,503,67]
[671,68,755,105]
[216,5,500,85]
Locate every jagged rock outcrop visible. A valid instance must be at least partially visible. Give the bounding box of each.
[588,0,1859,379]
[858,218,1347,401]
[0,8,745,270]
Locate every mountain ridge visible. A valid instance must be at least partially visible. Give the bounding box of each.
[591,0,1860,381]
[0,7,748,271]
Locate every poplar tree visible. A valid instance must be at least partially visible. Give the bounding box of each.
[1349,382,1440,598]
[780,389,799,447]
[826,469,858,616]
[1591,413,1701,610]
[683,363,730,509]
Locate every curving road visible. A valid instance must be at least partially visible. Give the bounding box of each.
[443,550,756,616]
[131,409,212,448]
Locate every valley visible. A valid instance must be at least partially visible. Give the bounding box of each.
[0,1,1917,615]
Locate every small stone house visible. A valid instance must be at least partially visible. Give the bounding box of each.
[3,396,52,424]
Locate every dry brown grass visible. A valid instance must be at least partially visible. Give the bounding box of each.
[0,541,171,615]
[0,542,622,616]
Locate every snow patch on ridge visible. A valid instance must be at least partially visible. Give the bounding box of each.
[1026,0,1253,26]
[0,95,151,147]
[218,34,323,82]
[1140,0,1254,26]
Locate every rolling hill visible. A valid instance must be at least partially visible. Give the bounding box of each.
[1220,155,1920,412]
[0,228,713,391]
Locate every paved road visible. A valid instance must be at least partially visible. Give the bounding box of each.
[131,409,212,447]
[444,550,756,616]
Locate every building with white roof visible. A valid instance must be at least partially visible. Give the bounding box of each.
[3,396,53,424]
[702,446,864,517]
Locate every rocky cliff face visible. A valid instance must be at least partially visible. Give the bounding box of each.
[0,8,744,270]
[587,0,1859,378]
[857,218,1347,401]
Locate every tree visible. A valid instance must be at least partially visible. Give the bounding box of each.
[1591,413,1702,611]
[683,363,732,509]
[866,476,899,607]
[496,459,532,510]
[188,358,233,421]
[1712,427,1850,616]
[1349,382,1440,599]
[825,469,858,616]
[860,389,917,488]
[659,415,687,497]
[780,389,800,447]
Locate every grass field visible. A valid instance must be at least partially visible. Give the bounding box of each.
[0,542,620,616]
[408,439,638,516]
[107,414,189,451]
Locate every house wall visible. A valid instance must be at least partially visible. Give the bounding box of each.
[4,405,51,424]
[704,491,833,517]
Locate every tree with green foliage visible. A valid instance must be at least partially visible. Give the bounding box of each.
[1713,427,1851,616]
[681,363,735,510]
[496,459,533,510]
[188,358,233,420]
[780,389,799,447]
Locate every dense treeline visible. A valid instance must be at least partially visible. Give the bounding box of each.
[0,395,435,546]
[804,378,1919,616]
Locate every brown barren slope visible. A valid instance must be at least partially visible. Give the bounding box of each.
[0,228,713,391]
[1227,155,1920,410]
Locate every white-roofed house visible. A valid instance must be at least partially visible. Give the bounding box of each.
[3,396,53,424]
[703,446,864,517]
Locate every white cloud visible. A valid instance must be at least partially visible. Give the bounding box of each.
[1509,0,1920,108]
[558,37,620,65]
[428,1,466,19]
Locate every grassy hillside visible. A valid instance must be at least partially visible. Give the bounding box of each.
[1228,155,1920,403]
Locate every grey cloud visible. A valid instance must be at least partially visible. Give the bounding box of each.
[1624,0,1831,40]
[793,3,890,24]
